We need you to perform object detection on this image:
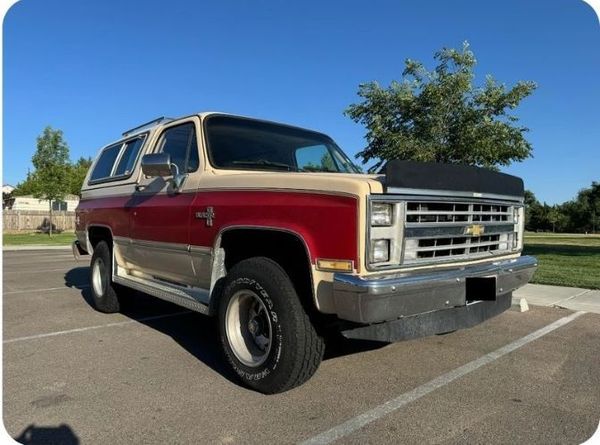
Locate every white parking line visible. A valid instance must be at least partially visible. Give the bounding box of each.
[4,268,75,274]
[3,258,77,266]
[3,311,192,344]
[301,311,586,445]
[4,285,90,295]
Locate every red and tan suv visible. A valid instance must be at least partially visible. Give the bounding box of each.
[73,112,537,393]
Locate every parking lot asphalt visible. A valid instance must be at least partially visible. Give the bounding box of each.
[3,250,599,444]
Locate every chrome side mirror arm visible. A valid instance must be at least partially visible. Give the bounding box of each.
[169,163,187,192]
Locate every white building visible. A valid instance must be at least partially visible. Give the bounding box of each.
[9,194,80,211]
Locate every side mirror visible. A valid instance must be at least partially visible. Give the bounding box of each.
[140,152,187,192]
[141,153,172,177]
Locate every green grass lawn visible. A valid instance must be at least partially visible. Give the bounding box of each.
[3,232,75,246]
[523,233,600,289]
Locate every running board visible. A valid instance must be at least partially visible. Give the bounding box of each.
[113,272,210,315]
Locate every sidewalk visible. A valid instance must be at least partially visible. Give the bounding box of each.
[514,283,600,314]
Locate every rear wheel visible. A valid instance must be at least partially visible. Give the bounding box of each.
[89,240,122,313]
[218,257,324,394]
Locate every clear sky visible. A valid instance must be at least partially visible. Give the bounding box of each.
[3,0,599,204]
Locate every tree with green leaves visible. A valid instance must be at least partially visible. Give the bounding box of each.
[31,126,71,236]
[346,42,537,171]
[524,190,543,231]
[68,156,93,196]
[571,181,600,233]
[12,171,39,196]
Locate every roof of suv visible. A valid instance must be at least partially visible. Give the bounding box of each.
[121,112,331,141]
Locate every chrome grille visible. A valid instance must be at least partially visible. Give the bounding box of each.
[402,200,519,265]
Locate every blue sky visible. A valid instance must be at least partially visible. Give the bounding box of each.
[3,0,599,204]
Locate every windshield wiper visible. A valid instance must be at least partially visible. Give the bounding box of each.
[231,160,298,171]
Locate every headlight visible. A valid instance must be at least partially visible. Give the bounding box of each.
[370,239,390,263]
[371,203,393,226]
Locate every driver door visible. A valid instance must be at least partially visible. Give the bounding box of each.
[128,119,201,285]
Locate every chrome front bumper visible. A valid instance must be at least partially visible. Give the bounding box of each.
[333,255,537,324]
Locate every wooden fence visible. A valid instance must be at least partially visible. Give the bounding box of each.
[2,210,76,232]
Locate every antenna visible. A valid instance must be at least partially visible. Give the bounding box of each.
[122,116,173,137]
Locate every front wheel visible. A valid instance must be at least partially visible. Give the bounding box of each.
[218,257,324,394]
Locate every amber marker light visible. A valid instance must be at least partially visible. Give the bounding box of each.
[316,259,354,272]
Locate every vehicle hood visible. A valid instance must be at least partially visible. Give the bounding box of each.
[202,170,385,196]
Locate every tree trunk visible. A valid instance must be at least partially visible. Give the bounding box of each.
[48,200,53,237]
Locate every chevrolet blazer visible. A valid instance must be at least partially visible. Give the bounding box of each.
[73,112,537,393]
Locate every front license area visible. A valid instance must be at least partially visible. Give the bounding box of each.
[465,276,497,301]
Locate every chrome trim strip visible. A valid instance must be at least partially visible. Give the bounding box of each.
[384,187,524,203]
[113,236,212,256]
[131,238,189,253]
[335,255,537,296]
[404,223,514,238]
[398,250,522,268]
[113,235,129,245]
[189,245,213,255]
[372,194,520,207]
[414,240,505,253]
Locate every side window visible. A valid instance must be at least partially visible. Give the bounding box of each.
[114,137,145,176]
[295,144,338,172]
[157,123,199,173]
[90,144,122,181]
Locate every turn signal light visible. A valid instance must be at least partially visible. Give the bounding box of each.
[316,259,354,272]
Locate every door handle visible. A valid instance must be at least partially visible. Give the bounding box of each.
[135,184,147,192]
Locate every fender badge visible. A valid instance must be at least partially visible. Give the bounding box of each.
[195,207,215,227]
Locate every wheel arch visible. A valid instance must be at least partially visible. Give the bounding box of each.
[87,224,114,250]
[209,225,317,315]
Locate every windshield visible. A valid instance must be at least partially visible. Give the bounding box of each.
[205,115,359,173]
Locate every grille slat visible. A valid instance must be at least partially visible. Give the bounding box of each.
[417,237,501,253]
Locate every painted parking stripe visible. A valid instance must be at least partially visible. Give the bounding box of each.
[3,268,78,274]
[3,259,77,266]
[3,311,192,344]
[4,285,90,295]
[301,311,586,445]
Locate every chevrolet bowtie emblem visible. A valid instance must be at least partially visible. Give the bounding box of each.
[464,224,485,236]
[195,207,215,227]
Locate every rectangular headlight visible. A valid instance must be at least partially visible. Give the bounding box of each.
[370,239,390,263]
[371,203,393,226]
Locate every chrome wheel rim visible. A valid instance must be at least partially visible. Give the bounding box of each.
[92,257,108,296]
[225,290,272,367]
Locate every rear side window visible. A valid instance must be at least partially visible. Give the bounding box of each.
[89,135,147,184]
[114,138,144,176]
[90,144,122,181]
